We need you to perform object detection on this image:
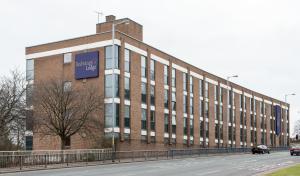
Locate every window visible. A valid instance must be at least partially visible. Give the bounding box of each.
[244,96,247,110]
[25,136,33,150]
[26,84,33,107]
[172,68,176,87]
[150,85,155,106]
[200,120,204,137]
[183,95,187,113]
[105,75,119,98]
[190,119,194,137]
[172,115,176,134]
[219,88,223,103]
[164,114,169,133]
[189,76,193,93]
[205,82,209,98]
[229,108,232,123]
[150,59,155,81]
[232,109,235,123]
[26,59,34,81]
[205,102,209,118]
[124,77,130,100]
[240,128,243,142]
[164,65,169,85]
[199,100,203,117]
[199,80,203,97]
[105,103,119,128]
[164,90,169,109]
[215,105,218,120]
[214,85,218,101]
[190,97,194,115]
[183,117,187,135]
[205,122,209,138]
[124,105,130,128]
[65,136,71,148]
[215,124,219,139]
[220,125,223,140]
[64,53,72,64]
[141,135,147,142]
[240,95,243,108]
[141,83,147,104]
[125,49,130,72]
[240,111,243,125]
[183,73,187,91]
[254,130,257,144]
[270,133,273,146]
[63,81,72,92]
[105,45,119,69]
[151,110,155,131]
[141,108,147,130]
[220,106,223,121]
[229,126,232,141]
[233,126,236,141]
[141,56,147,78]
[229,90,233,105]
[232,92,235,106]
[244,129,247,146]
[172,92,176,111]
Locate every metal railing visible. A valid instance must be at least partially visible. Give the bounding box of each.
[0,147,288,174]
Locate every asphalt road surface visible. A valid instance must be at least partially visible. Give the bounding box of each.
[4,152,300,176]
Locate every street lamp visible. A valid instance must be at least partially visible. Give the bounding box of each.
[283,93,296,145]
[111,19,130,156]
[226,75,238,88]
[284,93,296,103]
[226,75,238,147]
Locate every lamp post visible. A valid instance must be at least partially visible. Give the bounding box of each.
[283,93,295,147]
[111,19,129,158]
[285,93,296,103]
[226,75,238,147]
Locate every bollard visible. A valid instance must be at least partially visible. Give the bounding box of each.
[19,155,22,170]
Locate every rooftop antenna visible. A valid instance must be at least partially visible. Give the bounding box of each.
[94,11,103,24]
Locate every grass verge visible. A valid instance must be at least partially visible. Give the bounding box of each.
[266,164,300,176]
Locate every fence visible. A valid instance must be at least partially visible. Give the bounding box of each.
[0,147,288,174]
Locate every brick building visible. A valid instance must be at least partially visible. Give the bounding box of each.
[25,15,290,151]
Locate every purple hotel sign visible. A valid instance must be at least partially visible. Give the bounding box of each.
[75,51,99,79]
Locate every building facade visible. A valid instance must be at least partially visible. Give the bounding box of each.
[25,15,290,151]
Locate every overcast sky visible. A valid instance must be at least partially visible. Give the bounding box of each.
[0,0,299,136]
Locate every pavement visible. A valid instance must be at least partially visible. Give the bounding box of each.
[3,152,300,176]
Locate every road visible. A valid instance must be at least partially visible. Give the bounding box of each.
[4,152,300,176]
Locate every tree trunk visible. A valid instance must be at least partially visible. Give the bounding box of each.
[60,137,66,150]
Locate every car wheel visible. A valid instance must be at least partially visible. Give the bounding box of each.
[290,153,293,156]
[268,151,270,154]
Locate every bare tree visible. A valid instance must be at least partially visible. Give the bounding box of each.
[294,119,300,138]
[33,79,103,150]
[0,70,27,150]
